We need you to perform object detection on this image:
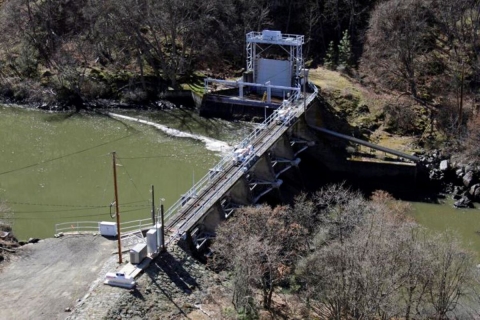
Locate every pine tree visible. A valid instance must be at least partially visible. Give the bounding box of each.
[324,41,337,70]
[338,30,353,70]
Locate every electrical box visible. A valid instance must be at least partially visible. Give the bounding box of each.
[146,229,157,255]
[129,243,147,264]
[99,221,117,237]
[262,30,282,41]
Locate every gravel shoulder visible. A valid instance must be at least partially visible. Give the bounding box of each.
[0,234,116,320]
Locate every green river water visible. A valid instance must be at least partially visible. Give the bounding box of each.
[0,105,254,239]
[1,105,479,259]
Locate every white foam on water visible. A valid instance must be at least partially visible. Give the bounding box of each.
[108,113,232,154]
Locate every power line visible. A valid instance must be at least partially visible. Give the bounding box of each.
[2,206,147,220]
[117,152,212,160]
[7,201,107,208]
[6,200,149,209]
[116,157,148,204]
[0,133,136,176]
[12,204,149,214]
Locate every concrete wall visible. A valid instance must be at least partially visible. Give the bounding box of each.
[200,94,280,120]
[270,135,295,160]
[199,203,225,234]
[225,177,253,206]
[250,154,276,182]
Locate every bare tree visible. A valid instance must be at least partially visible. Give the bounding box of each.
[426,232,474,319]
[297,189,476,319]
[212,204,307,311]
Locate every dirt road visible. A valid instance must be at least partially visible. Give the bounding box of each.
[0,234,116,320]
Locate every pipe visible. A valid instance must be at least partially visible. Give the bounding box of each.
[309,125,420,162]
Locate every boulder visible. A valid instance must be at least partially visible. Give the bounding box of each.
[456,168,464,179]
[429,169,444,181]
[463,171,475,188]
[28,238,40,244]
[454,196,473,208]
[439,160,449,171]
[452,186,465,200]
[470,184,480,200]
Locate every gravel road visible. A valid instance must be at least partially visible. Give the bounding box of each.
[0,234,116,320]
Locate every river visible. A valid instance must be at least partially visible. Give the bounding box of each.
[411,199,480,259]
[0,105,254,239]
[1,105,479,259]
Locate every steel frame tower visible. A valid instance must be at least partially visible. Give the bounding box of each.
[246,30,304,88]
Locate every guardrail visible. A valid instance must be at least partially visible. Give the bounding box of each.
[55,221,100,234]
[54,219,157,236]
[120,218,156,234]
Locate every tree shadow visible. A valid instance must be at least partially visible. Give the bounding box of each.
[44,111,77,122]
[163,108,224,138]
[94,111,141,134]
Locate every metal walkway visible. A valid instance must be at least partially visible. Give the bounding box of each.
[55,84,316,248]
[162,85,318,243]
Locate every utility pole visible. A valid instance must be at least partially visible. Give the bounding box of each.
[112,151,122,264]
[303,68,307,114]
[151,185,155,225]
[160,200,165,252]
[156,198,165,252]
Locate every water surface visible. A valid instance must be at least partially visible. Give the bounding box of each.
[0,106,248,239]
[410,199,480,259]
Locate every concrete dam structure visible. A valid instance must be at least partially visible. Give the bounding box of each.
[161,88,419,251]
[57,30,420,254]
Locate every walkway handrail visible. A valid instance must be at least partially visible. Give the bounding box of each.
[55,83,319,237]
[164,82,318,230]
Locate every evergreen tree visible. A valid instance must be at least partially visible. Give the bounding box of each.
[324,41,337,70]
[338,30,353,70]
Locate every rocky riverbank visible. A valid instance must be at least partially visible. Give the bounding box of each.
[419,150,480,208]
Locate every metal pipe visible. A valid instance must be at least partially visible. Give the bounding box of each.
[309,125,420,162]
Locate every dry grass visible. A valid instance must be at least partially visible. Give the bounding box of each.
[309,67,390,115]
[310,67,420,154]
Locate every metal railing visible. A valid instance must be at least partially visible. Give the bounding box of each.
[55,83,318,238]
[246,31,304,45]
[120,218,156,234]
[55,221,100,234]
[165,83,318,233]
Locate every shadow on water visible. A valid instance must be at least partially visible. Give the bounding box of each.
[44,111,77,122]
[163,108,226,139]
[94,111,141,134]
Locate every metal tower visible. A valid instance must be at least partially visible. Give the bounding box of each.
[246,30,304,90]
